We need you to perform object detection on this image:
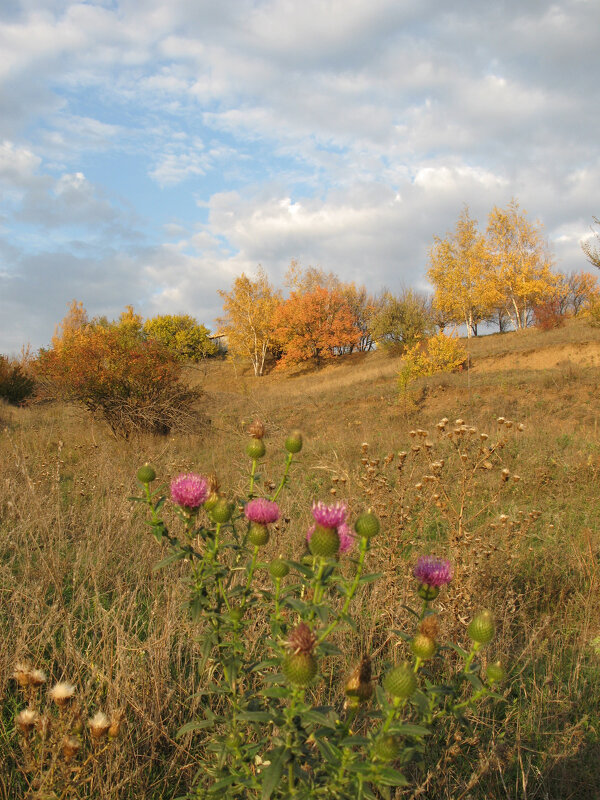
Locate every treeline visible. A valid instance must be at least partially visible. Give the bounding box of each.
[216,200,599,374]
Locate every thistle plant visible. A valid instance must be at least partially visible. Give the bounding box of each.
[133,423,508,799]
[12,665,122,799]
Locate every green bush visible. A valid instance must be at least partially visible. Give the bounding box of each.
[0,355,35,405]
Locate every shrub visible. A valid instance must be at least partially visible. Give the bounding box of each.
[533,299,565,330]
[0,355,35,404]
[585,299,600,328]
[399,331,467,394]
[34,325,203,437]
[130,426,510,799]
[143,314,218,361]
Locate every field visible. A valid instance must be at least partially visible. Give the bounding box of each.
[2,318,600,799]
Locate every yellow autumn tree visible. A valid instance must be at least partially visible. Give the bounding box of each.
[427,207,500,337]
[487,200,557,329]
[51,299,89,348]
[216,268,281,376]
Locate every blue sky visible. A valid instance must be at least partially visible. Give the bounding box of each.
[1,0,599,352]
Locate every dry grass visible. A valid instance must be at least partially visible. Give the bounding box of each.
[2,319,600,798]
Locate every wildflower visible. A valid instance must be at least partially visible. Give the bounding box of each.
[244,498,280,524]
[337,522,356,554]
[13,663,32,688]
[413,556,453,588]
[170,473,208,509]
[49,681,76,707]
[311,500,347,529]
[29,669,47,687]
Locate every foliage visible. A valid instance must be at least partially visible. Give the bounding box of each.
[369,290,433,351]
[0,355,35,404]
[35,323,203,437]
[584,298,600,328]
[399,332,467,394]
[556,270,600,316]
[533,299,565,330]
[133,431,508,799]
[428,207,499,337]
[217,269,282,376]
[487,199,557,329]
[581,215,600,269]
[273,287,359,368]
[51,299,88,348]
[143,314,218,361]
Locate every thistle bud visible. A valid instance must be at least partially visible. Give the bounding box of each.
[13,663,32,688]
[354,511,380,539]
[285,430,303,454]
[383,662,417,699]
[269,558,290,579]
[467,610,495,645]
[410,633,436,660]
[49,681,76,708]
[248,522,269,546]
[373,735,400,761]
[209,497,234,524]
[485,660,506,685]
[246,438,266,459]
[136,464,156,484]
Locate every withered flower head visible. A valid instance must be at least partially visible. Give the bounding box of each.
[248,419,266,440]
[285,622,316,655]
[29,669,47,688]
[419,615,440,641]
[88,711,111,739]
[49,681,76,707]
[16,708,38,734]
[207,473,220,495]
[344,656,373,703]
[108,710,125,738]
[62,736,81,763]
[13,663,32,688]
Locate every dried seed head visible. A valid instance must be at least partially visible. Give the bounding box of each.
[344,656,373,704]
[88,711,111,740]
[248,419,266,439]
[29,669,47,688]
[62,736,81,763]
[285,622,317,655]
[517,423,525,431]
[207,473,220,495]
[108,711,124,738]
[419,614,440,641]
[36,714,52,739]
[16,708,38,735]
[13,663,32,688]
[49,681,76,707]
[501,468,511,482]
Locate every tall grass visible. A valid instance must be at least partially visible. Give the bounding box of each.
[2,322,600,798]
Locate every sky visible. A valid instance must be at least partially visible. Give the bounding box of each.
[1,0,599,353]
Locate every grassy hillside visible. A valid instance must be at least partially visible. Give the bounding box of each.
[2,319,600,799]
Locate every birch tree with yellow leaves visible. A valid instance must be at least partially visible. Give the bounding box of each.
[427,207,500,337]
[486,200,557,329]
[217,268,282,376]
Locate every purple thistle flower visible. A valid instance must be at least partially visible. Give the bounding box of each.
[170,473,209,510]
[311,500,347,529]
[244,498,280,524]
[306,521,355,554]
[337,522,356,554]
[413,556,453,588]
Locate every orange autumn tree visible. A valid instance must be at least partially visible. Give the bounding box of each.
[273,287,359,368]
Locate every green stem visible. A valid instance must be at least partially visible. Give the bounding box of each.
[249,457,258,497]
[316,536,369,643]
[243,545,259,598]
[379,696,405,735]
[463,642,481,673]
[271,452,294,502]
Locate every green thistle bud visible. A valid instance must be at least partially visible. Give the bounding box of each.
[308,525,340,557]
[485,660,505,684]
[282,652,317,687]
[383,662,417,699]
[226,732,242,749]
[229,606,244,624]
[467,610,495,645]
[354,511,380,539]
[373,735,400,761]
[269,558,290,579]
[410,633,436,660]
[209,497,234,524]
[248,523,270,546]
[417,583,440,601]
[285,430,303,454]
[136,464,156,484]
[246,439,266,459]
